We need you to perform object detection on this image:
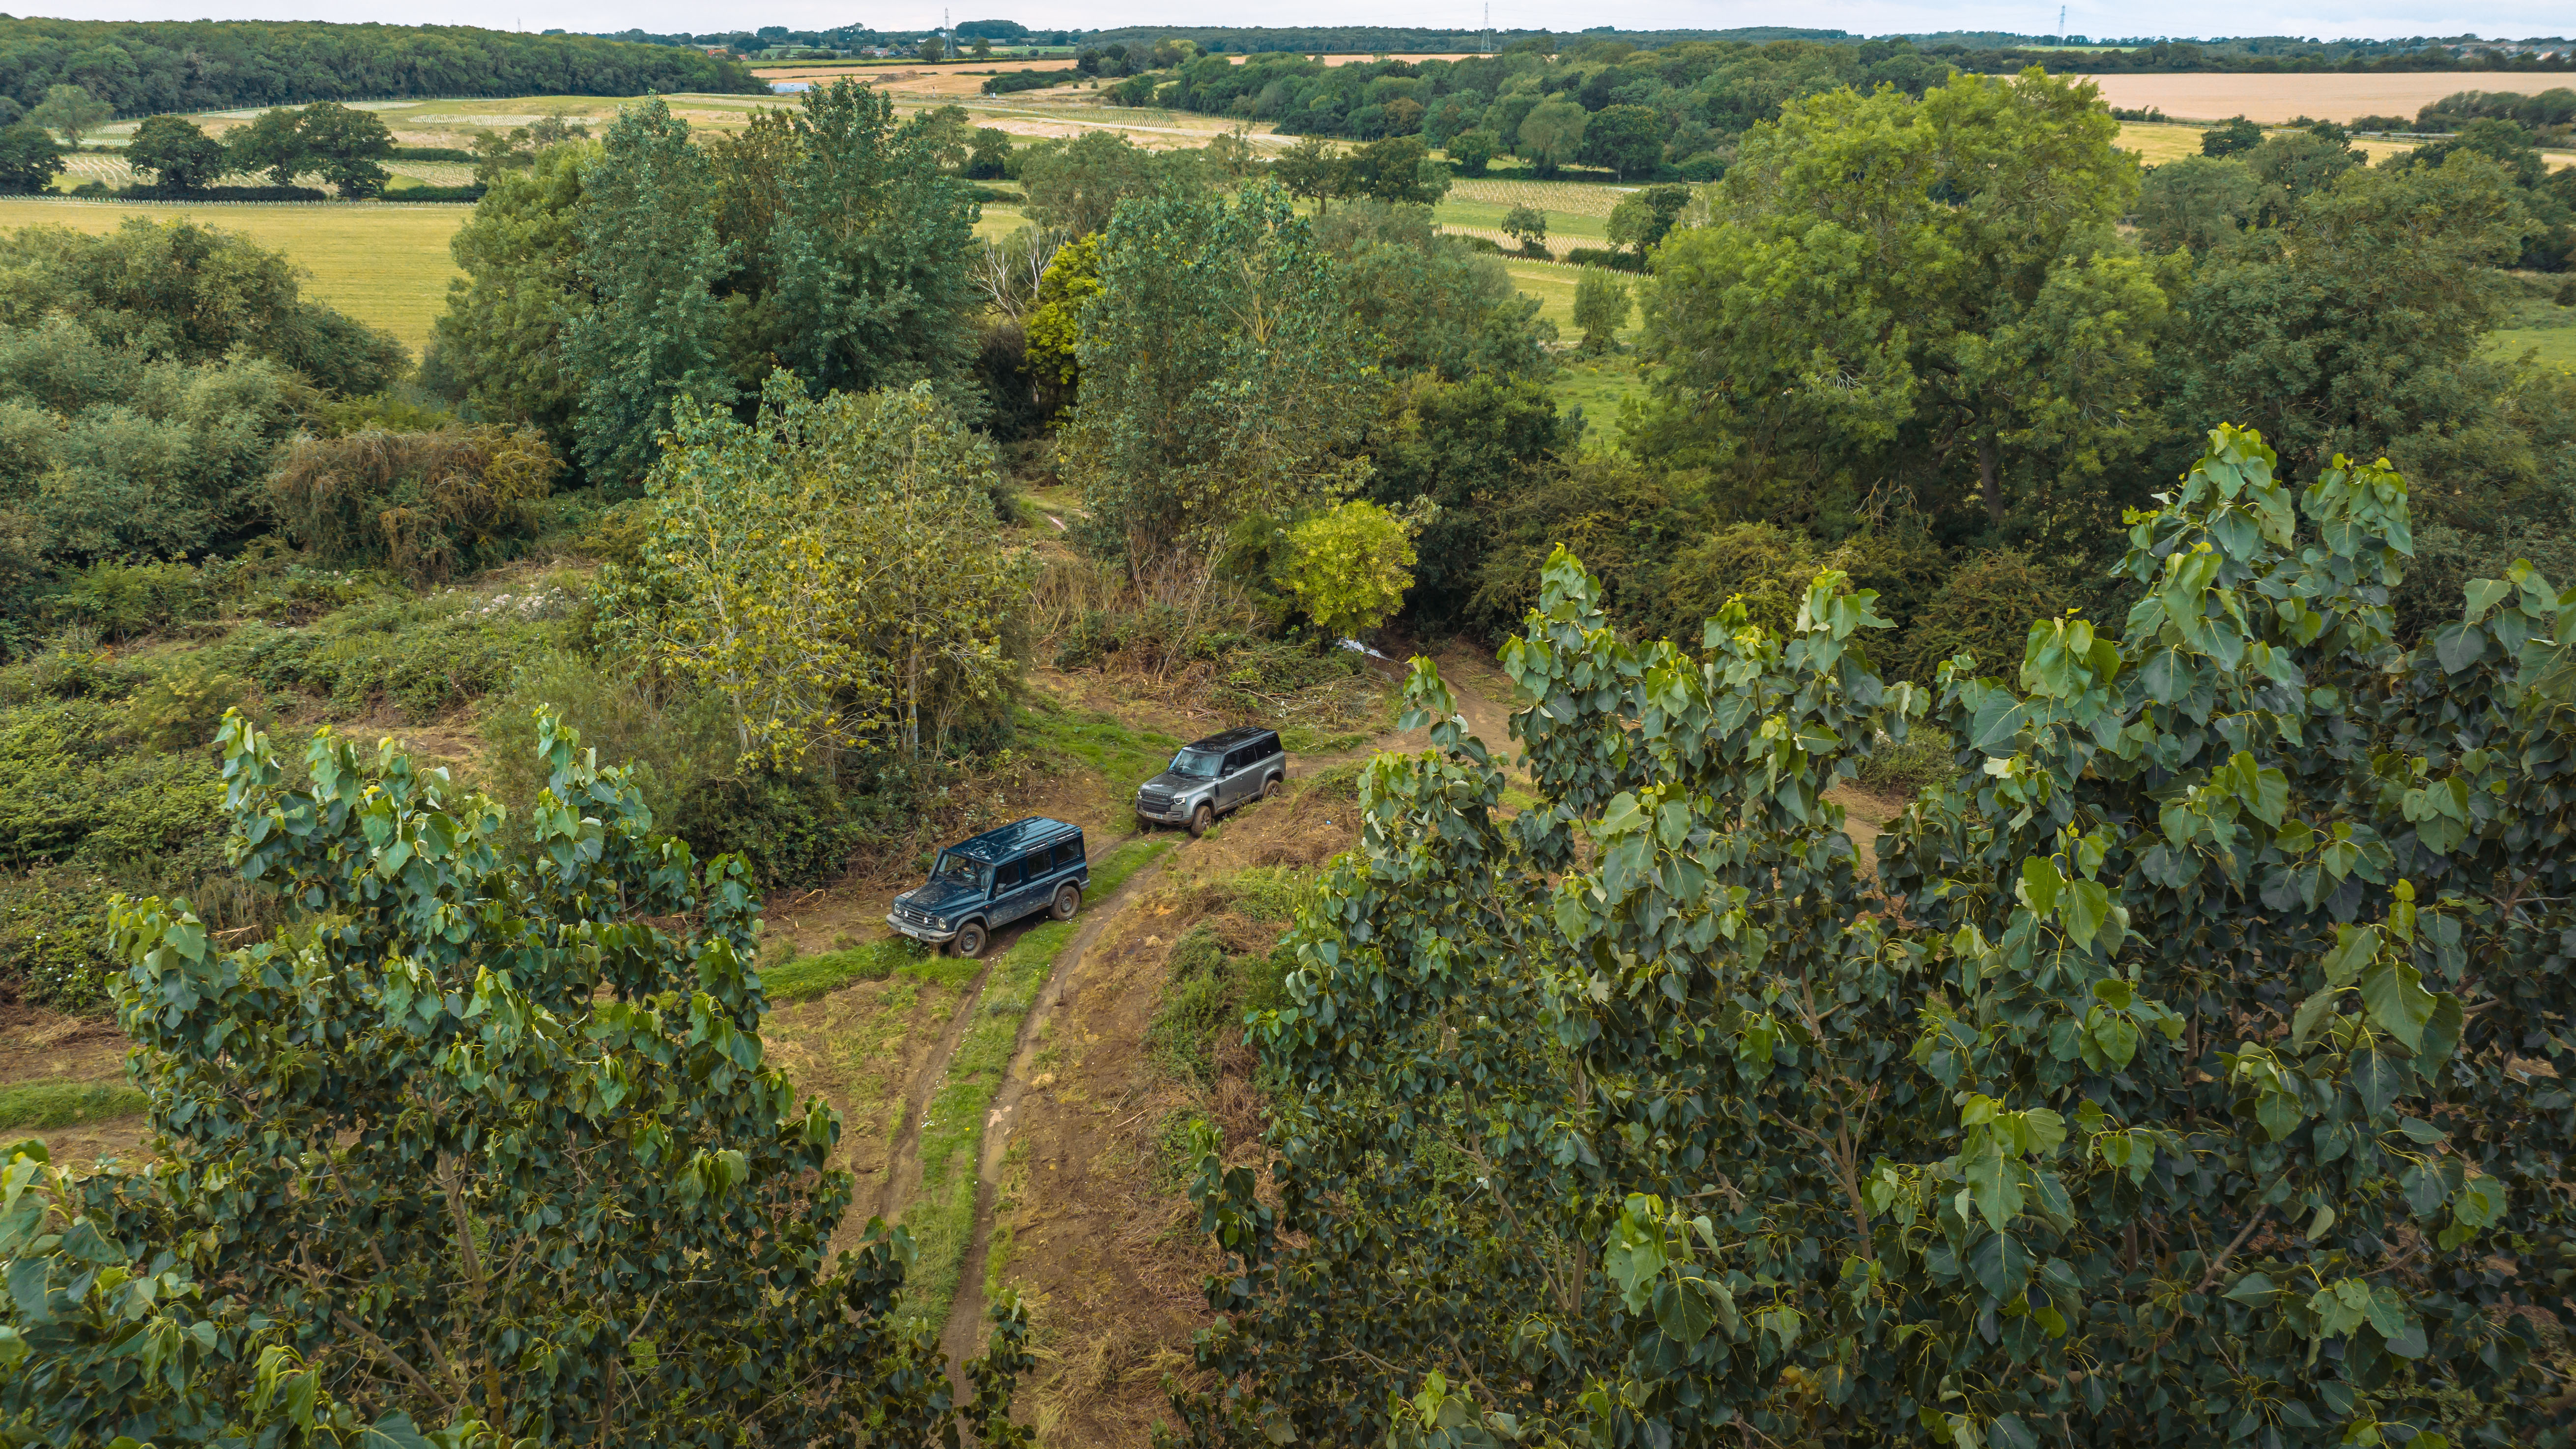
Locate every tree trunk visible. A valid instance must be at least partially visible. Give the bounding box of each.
[1977,435,2004,526]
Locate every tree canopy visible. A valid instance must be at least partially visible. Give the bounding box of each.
[1173,424,2573,1449]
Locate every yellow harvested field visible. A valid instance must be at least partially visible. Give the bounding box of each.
[0,199,464,354]
[752,59,1075,81]
[2082,71,2572,124]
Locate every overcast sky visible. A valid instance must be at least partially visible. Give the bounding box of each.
[12,2,2570,40]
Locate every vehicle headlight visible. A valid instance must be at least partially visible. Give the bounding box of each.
[932,916,951,929]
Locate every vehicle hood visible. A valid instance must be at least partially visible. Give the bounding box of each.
[897,878,985,916]
[1140,770,1207,795]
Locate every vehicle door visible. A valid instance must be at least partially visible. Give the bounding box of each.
[1219,747,1255,808]
[987,856,1030,924]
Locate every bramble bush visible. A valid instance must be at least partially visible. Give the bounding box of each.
[2,709,1030,1444]
[1172,425,2573,1449]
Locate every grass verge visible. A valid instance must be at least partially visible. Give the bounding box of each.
[900,835,1175,1325]
[766,937,933,1003]
[0,1081,150,1132]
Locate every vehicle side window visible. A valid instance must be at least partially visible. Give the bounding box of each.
[1224,748,1246,772]
[1055,841,1083,870]
[1262,735,1282,760]
[993,859,1023,892]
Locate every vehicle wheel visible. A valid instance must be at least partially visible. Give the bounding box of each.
[1260,776,1282,801]
[1051,883,1081,921]
[953,921,988,958]
[1189,803,1214,838]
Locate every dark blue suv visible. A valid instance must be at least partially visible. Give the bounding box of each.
[886,816,1088,958]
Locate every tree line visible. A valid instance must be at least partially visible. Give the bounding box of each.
[0,17,759,121]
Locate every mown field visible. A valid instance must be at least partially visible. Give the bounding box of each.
[2083,70,2576,123]
[0,198,464,350]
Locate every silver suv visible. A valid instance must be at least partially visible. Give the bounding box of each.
[1135,726,1287,837]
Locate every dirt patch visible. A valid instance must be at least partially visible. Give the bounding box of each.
[0,1001,129,1087]
[0,1001,149,1168]
[974,889,1227,1446]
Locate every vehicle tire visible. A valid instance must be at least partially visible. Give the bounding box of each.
[1051,883,1081,921]
[953,921,988,958]
[1189,802,1214,838]
[1260,776,1282,801]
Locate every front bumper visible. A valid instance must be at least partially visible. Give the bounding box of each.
[886,910,959,944]
[1136,795,1198,823]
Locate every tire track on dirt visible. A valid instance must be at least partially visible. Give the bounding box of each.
[871,958,999,1222]
[933,657,1488,1371]
[935,846,1177,1367]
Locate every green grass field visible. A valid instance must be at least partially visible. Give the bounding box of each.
[2492,325,2576,372]
[0,1081,149,1132]
[0,198,465,353]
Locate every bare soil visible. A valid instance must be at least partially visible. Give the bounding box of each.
[0,998,147,1166]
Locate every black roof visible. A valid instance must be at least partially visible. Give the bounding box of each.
[946,816,1081,863]
[1185,725,1276,752]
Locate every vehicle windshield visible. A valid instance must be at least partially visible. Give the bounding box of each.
[932,852,989,889]
[1168,748,1225,779]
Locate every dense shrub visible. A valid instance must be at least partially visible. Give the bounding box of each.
[0,698,222,871]
[267,426,560,583]
[0,871,121,1010]
[1563,244,1646,272]
[1878,547,2066,683]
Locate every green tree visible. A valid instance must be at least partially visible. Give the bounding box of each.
[1516,98,1588,175]
[564,97,735,488]
[124,114,227,189]
[1066,180,1380,592]
[1022,232,1101,395]
[1579,102,1665,178]
[2172,153,2534,477]
[1482,91,1541,156]
[223,105,309,186]
[294,100,396,198]
[1636,69,2170,541]
[2244,126,2362,212]
[2201,113,2264,156]
[425,144,591,457]
[1021,128,1187,234]
[1606,181,1692,259]
[966,125,1012,179]
[26,84,108,147]
[0,123,65,195]
[1172,425,2570,1449]
[1446,126,1499,177]
[1340,134,1449,204]
[1272,135,1347,212]
[1280,499,1417,638]
[1571,265,1631,353]
[2132,154,2262,252]
[2,709,1031,1444]
[606,373,1033,768]
[1317,201,1555,381]
[1500,203,1548,256]
[1362,372,1571,631]
[918,35,946,62]
[765,80,983,408]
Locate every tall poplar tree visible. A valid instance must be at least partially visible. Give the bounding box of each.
[565,97,735,488]
[765,79,984,410]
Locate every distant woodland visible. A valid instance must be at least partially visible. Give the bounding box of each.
[0,18,761,117]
